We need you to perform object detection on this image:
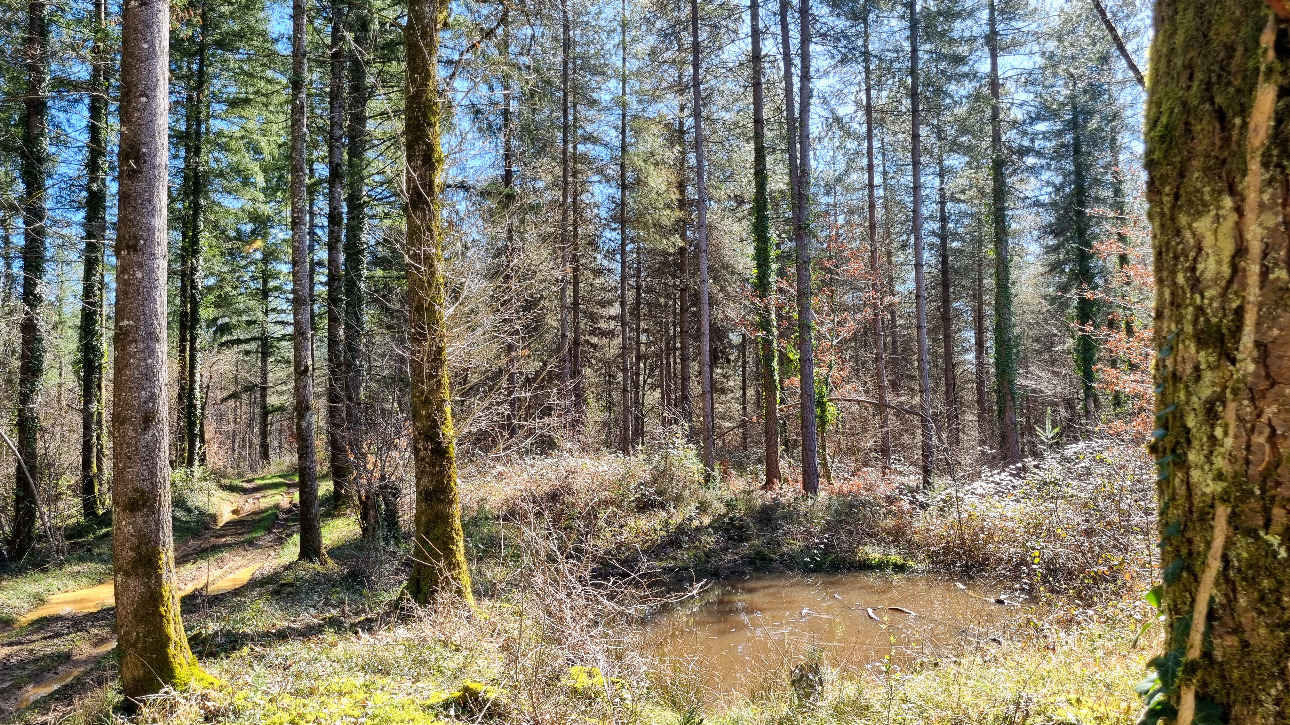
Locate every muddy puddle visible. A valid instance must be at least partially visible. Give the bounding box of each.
[642,573,1020,698]
[6,561,266,712]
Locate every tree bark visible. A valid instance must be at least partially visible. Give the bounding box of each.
[79,0,109,521]
[571,94,584,427]
[11,0,48,558]
[113,0,207,696]
[974,221,990,454]
[677,101,692,431]
[176,0,209,471]
[502,7,519,441]
[259,253,272,467]
[989,0,1021,464]
[1068,83,1097,424]
[1144,6,1290,723]
[937,136,958,454]
[326,0,352,505]
[559,0,572,406]
[619,0,631,454]
[291,0,323,563]
[751,0,781,487]
[910,0,934,489]
[404,0,473,605]
[690,0,716,478]
[861,11,891,473]
[780,0,819,495]
[343,0,370,461]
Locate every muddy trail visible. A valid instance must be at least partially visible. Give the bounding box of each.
[0,478,299,716]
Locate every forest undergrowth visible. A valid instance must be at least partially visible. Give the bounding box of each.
[6,437,1159,725]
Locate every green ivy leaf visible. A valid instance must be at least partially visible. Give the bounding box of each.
[1146,584,1162,610]
[1163,557,1185,584]
[1193,699,1224,725]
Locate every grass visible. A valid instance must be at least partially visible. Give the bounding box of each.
[0,467,305,627]
[7,446,1159,724]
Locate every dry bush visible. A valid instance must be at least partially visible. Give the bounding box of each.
[915,439,1156,598]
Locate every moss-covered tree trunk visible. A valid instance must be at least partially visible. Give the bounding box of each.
[10,0,48,560]
[404,0,472,606]
[175,0,208,471]
[1144,3,1290,723]
[988,0,1021,465]
[326,0,352,506]
[750,0,781,488]
[113,0,207,698]
[78,0,108,522]
[343,0,369,467]
[290,0,323,563]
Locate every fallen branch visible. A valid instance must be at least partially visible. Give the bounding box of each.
[0,427,59,555]
[1090,0,1145,88]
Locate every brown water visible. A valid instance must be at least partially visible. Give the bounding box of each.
[7,561,266,711]
[643,573,1016,697]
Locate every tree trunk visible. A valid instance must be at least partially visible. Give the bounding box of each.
[259,254,271,467]
[343,0,370,459]
[910,0,934,489]
[404,0,473,605]
[185,0,208,471]
[113,0,207,695]
[11,0,48,559]
[79,0,108,521]
[780,0,819,495]
[1068,84,1097,424]
[571,93,584,427]
[291,0,323,563]
[740,333,748,450]
[326,0,352,505]
[989,0,1021,464]
[176,0,209,471]
[502,8,519,440]
[937,136,958,454]
[677,105,692,431]
[882,139,900,394]
[690,0,716,478]
[559,0,571,405]
[974,222,990,455]
[751,0,780,487]
[619,0,631,454]
[862,9,890,472]
[633,175,645,444]
[1144,6,1290,724]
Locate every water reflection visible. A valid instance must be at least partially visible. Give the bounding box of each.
[643,573,1014,697]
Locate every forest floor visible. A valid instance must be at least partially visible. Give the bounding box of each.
[0,472,302,715]
[1,442,1161,724]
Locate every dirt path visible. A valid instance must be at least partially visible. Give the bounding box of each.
[0,479,298,716]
